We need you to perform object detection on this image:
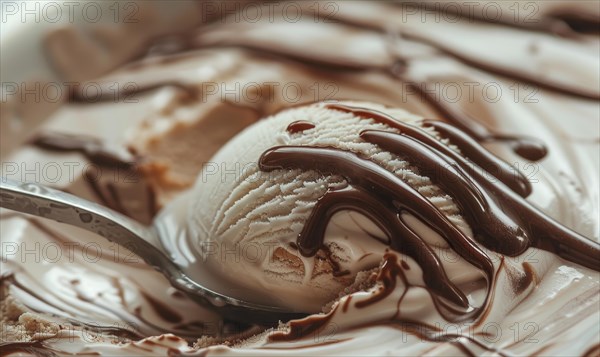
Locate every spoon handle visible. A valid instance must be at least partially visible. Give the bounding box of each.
[0,178,168,269]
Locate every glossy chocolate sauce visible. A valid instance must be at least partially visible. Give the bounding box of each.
[258,104,599,322]
[286,120,316,134]
[260,146,491,309]
[327,104,534,197]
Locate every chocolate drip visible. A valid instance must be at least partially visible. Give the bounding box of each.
[360,128,598,269]
[286,120,316,134]
[301,184,468,306]
[374,256,507,355]
[422,120,535,196]
[259,105,598,320]
[327,103,533,197]
[260,145,495,308]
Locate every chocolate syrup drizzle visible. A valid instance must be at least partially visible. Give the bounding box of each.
[7,3,598,355]
[286,120,316,134]
[259,104,599,318]
[328,104,534,197]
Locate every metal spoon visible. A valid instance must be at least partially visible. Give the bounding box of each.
[0,178,305,323]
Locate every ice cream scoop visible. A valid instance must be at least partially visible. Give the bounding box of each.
[165,101,599,314]
[4,100,594,321]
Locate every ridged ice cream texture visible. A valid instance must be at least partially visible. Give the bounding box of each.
[181,101,476,312]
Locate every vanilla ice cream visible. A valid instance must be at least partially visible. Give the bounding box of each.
[162,101,478,313]
[161,98,598,321]
[1,1,599,356]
